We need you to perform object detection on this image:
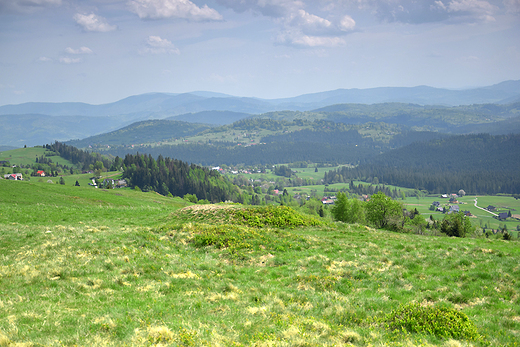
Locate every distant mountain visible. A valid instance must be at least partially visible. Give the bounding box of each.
[167,111,252,125]
[2,80,520,118]
[1,80,520,147]
[272,80,520,108]
[0,114,133,148]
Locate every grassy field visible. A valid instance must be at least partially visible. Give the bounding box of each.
[0,147,75,168]
[402,195,520,236]
[1,180,520,346]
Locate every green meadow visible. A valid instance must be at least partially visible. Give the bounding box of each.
[1,179,520,346]
[0,147,75,168]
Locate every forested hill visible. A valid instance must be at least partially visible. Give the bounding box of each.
[121,153,243,203]
[324,134,520,194]
[67,120,212,148]
[44,142,247,203]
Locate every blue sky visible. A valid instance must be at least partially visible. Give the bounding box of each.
[1,0,519,105]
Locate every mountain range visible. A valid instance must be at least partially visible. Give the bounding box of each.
[1,80,520,147]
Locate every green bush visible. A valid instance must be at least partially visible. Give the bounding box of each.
[385,303,480,340]
[230,205,321,228]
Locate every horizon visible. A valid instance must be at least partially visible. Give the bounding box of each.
[1,79,518,107]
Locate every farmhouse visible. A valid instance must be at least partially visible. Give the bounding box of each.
[4,173,23,180]
[36,170,46,177]
[498,212,508,220]
[449,205,460,213]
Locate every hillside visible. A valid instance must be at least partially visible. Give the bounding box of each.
[2,80,520,148]
[167,110,252,125]
[1,179,519,346]
[325,133,520,194]
[66,120,213,148]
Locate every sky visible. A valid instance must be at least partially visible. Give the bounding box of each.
[0,0,519,106]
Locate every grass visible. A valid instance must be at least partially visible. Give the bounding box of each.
[0,147,75,168]
[402,195,520,236]
[1,180,520,346]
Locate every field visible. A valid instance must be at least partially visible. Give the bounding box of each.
[400,195,520,236]
[0,147,75,168]
[1,179,520,346]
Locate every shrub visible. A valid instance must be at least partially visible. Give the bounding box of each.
[385,303,480,340]
[440,212,474,238]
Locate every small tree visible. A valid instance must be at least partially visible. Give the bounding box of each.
[183,193,198,203]
[75,180,80,186]
[365,192,402,230]
[458,189,466,197]
[440,212,474,238]
[59,177,65,185]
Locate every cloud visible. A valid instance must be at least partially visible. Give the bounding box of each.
[65,47,93,55]
[277,31,346,47]
[128,0,223,21]
[59,57,82,64]
[216,1,355,47]
[141,35,180,54]
[277,9,355,47]
[38,56,52,62]
[0,0,61,13]
[74,13,117,32]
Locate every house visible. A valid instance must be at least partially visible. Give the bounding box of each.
[116,180,127,188]
[36,170,46,177]
[432,201,441,207]
[449,205,460,213]
[487,205,496,211]
[4,173,22,180]
[463,211,472,217]
[441,194,448,198]
[436,207,444,213]
[498,212,508,220]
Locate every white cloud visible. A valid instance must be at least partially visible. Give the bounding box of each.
[288,10,333,35]
[141,35,180,54]
[59,57,82,64]
[74,13,117,32]
[38,56,52,62]
[217,1,355,47]
[339,15,356,31]
[65,47,93,55]
[277,30,346,47]
[128,0,223,21]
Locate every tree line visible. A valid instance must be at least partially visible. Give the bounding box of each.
[121,153,244,203]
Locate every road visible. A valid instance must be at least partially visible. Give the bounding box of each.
[474,197,498,216]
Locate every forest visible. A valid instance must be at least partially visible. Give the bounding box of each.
[324,133,520,194]
[121,153,245,203]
